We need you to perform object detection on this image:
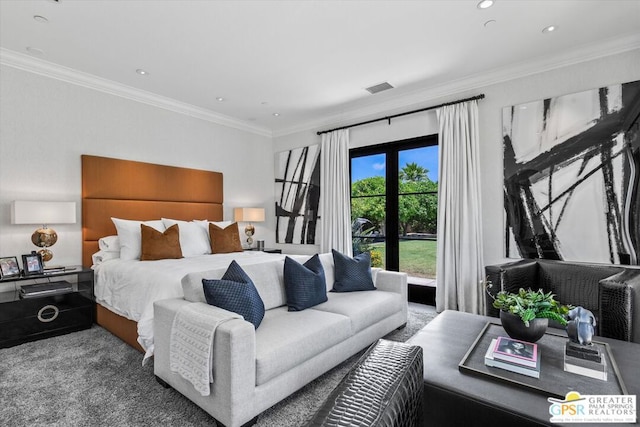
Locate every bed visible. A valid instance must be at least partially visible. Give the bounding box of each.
[81,155,279,358]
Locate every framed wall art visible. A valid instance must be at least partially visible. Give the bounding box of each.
[503,80,640,265]
[274,145,321,245]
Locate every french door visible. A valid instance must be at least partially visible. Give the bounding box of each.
[350,135,438,282]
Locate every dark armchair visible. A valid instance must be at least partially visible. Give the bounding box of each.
[485,259,640,344]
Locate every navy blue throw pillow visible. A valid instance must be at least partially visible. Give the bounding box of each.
[284,255,328,311]
[331,249,376,292]
[202,260,265,329]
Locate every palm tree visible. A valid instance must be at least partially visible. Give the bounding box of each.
[399,162,428,182]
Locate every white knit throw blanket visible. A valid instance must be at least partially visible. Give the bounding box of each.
[169,302,242,396]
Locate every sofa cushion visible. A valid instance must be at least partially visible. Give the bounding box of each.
[239,260,288,310]
[331,250,376,292]
[284,255,327,311]
[202,261,265,329]
[312,290,403,333]
[255,307,351,385]
[294,252,380,293]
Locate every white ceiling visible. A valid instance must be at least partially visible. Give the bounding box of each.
[1,0,639,137]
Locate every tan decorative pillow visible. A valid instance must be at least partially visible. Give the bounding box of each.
[140,224,183,261]
[209,222,243,254]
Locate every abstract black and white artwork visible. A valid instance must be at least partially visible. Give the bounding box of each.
[503,80,640,265]
[275,145,321,244]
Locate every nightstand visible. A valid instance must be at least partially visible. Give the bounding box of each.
[244,248,282,254]
[0,266,94,348]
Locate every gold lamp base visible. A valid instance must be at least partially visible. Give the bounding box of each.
[245,224,255,246]
[31,227,57,262]
[38,248,53,263]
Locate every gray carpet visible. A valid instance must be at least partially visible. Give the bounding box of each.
[0,304,436,426]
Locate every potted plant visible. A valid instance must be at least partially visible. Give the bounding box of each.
[490,287,572,342]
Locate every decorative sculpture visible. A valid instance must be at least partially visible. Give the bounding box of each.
[566,306,596,346]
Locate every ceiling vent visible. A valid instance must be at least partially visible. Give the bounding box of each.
[365,82,394,94]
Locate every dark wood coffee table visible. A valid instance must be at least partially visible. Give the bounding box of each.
[407,310,639,427]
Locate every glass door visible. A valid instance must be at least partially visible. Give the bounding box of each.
[350,135,438,283]
[350,153,386,268]
[398,146,438,283]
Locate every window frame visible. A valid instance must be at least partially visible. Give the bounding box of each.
[349,134,438,272]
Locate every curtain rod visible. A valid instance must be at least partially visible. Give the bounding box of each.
[316,94,485,136]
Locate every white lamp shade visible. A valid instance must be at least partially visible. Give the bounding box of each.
[234,207,265,222]
[11,201,77,225]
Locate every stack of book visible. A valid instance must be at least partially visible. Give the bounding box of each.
[484,336,541,378]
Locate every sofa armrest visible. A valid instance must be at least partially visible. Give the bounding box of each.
[375,270,408,321]
[599,269,640,344]
[154,298,257,427]
[484,259,539,317]
[375,270,408,298]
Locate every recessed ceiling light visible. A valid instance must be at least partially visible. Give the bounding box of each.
[273,113,280,117]
[542,25,557,33]
[33,15,49,23]
[484,19,496,28]
[136,69,148,76]
[216,97,224,102]
[477,0,494,9]
[26,46,44,55]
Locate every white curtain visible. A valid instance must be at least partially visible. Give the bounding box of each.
[435,100,485,314]
[320,129,353,256]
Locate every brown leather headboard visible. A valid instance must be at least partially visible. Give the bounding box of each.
[81,155,223,267]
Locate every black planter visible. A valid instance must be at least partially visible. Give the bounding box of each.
[499,311,548,343]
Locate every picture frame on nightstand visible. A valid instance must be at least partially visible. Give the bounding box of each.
[0,256,21,279]
[21,252,43,276]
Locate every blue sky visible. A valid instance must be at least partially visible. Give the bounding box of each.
[351,145,439,182]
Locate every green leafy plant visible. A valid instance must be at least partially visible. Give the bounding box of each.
[491,287,571,327]
[369,249,383,268]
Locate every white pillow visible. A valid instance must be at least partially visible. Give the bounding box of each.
[193,219,247,247]
[98,235,120,252]
[91,250,120,267]
[193,219,232,231]
[111,218,165,261]
[162,218,211,257]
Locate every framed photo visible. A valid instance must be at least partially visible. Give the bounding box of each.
[21,252,43,276]
[0,256,21,279]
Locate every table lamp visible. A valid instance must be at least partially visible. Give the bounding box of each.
[234,207,265,246]
[11,200,77,264]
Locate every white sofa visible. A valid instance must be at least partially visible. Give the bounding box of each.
[153,253,408,427]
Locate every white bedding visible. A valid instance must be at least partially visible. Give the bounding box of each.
[93,251,284,360]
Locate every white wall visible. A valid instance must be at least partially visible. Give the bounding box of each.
[3,49,638,266]
[274,48,640,262]
[0,65,274,267]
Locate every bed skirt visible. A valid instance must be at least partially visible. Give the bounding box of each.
[96,304,144,353]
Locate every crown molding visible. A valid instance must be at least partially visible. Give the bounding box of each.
[0,48,272,138]
[3,29,639,142]
[273,33,640,138]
